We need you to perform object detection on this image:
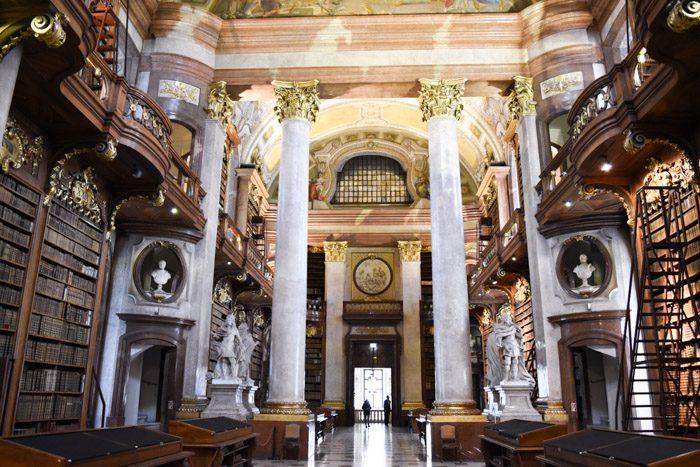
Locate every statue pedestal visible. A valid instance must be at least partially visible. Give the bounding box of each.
[201,382,248,420]
[241,384,259,417]
[495,381,541,422]
[482,386,495,416]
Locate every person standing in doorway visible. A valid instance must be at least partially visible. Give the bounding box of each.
[362,399,371,427]
[384,396,391,426]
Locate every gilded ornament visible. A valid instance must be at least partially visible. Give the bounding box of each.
[213,279,233,306]
[0,13,67,61]
[430,401,481,416]
[323,241,348,262]
[63,138,119,162]
[579,183,633,226]
[397,240,421,262]
[642,156,697,211]
[45,163,105,225]
[513,277,531,304]
[261,401,310,415]
[623,128,647,154]
[540,72,584,99]
[253,307,266,328]
[207,81,235,126]
[108,186,165,233]
[482,180,497,209]
[507,76,536,121]
[667,0,700,33]
[417,78,466,121]
[271,80,320,123]
[158,79,200,106]
[0,117,43,174]
[498,302,513,319]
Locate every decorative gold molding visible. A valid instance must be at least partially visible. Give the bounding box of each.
[1,117,43,174]
[401,401,425,411]
[507,75,536,121]
[108,186,165,234]
[323,240,348,262]
[397,240,422,262]
[0,13,67,62]
[579,183,634,227]
[514,277,531,305]
[45,164,105,226]
[543,400,569,423]
[213,278,233,306]
[417,78,466,121]
[667,0,700,33]
[430,401,482,416]
[63,138,118,162]
[207,80,234,127]
[641,156,697,210]
[175,397,209,419]
[158,79,200,105]
[322,400,346,410]
[271,80,320,123]
[260,401,311,415]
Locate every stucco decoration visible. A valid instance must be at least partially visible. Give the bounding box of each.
[353,255,392,296]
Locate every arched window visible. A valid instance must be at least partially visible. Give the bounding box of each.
[171,122,194,167]
[331,155,411,205]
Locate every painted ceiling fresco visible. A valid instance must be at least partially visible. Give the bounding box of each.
[185,1,541,19]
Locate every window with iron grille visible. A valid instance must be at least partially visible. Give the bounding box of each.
[331,155,411,205]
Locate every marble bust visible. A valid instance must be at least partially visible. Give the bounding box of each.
[149,259,172,301]
[572,254,598,294]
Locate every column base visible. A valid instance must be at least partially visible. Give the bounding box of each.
[543,400,569,424]
[321,400,345,410]
[430,401,482,416]
[251,414,315,460]
[428,414,489,462]
[259,401,311,416]
[175,397,209,419]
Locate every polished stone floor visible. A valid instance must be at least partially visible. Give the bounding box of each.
[253,424,483,466]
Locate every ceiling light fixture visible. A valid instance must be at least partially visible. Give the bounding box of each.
[600,158,613,172]
[564,200,573,208]
[170,207,178,215]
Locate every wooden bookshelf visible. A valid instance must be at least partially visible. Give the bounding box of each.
[421,323,435,407]
[13,198,105,434]
[305,334,323,407]
[513,299,537,385]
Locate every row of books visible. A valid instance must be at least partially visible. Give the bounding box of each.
[29,313,90,346]
[0,223,30,248]
[0,261,24,287]
[0,240,28,266]
[69,273,96,294]
[33,296,92,326]
[40,260,69,283]
[65,286,95,309]
[0,305,17,330]
[36,276,95,309]
[21,368,85,393]
[48,202,102,242]
[15,394,82,421]
[45,228,100,266]
[0,333,14,357]
[0,282,21,307]
[43,244,98,279]
[47,216,101,254]
[25,338,89,367]
[0,186,38,218]
[0,204,34,232]
[0,173,41,205]
[65,304,92,327]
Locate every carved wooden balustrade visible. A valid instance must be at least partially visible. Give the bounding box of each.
[217,213,246,268]
[470,209,525,290]
[166,146,205,210]
[538,43,665,203]
[343,301,403,325]
[243,238,272,295]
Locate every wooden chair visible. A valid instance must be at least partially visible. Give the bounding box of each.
[440,424,458,461]
[282,424,300,460]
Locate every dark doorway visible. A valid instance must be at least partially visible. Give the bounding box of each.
[346,336,401,426]
[572,346,619,430]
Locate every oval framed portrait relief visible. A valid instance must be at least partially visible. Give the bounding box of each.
[353,256,392,296]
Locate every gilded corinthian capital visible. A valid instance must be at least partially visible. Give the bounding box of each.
[271,80,320,123]
[397,240,422,262]
[207,81,234,126]
[507,76,536,120]
[323,241,348,262]
[668,0,700,33]
[417,78,466,121]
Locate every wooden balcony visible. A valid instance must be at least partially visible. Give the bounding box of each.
[342,301,403,325]
[216,213,246,270]
[244,240,272,296]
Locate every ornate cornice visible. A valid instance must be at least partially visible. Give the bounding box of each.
[397,240,421,262]
[579,183,633,227]
[207,80,234,127]
[323,240,348,262]
[271,80,320,123]
[45,164,105,226]
[108,187,165,234]
[417,78,466,121]
[0,117,43,174]
[667,0,700,33]
[0,12,67,62]
[507,75,536,121]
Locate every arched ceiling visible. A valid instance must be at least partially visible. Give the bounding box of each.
[178,0,542,19]
[235,97,510,201]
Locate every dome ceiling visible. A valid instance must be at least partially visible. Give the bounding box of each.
[179,0,541,19]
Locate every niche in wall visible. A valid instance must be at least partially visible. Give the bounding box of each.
[133,241,186,303]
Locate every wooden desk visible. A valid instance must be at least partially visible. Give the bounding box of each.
[0,426,188,467]
[480,419,568,467]
[539,428,700,467]
[315,414,327,442]
[168,417,257,467]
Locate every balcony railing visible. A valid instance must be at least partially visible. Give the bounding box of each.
[246,240,264,272]
[168,148,204,209]
[124,88,170,150]
[471,209,525,286]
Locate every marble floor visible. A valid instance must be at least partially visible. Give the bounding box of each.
[252,424,484,466]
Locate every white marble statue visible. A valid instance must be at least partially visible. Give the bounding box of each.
[485,310,535,386]
[149,259,172,300]
[572,253,598,294]
[236,323,258,383]
[212,314,242,381]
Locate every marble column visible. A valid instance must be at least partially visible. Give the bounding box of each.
[0,45,23,137]
[322,241,347,411]
[510,76,567,422]
[398,241,424,411]
[262,80,320,415]
[490,166,512,230]
[418,78,479,415]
